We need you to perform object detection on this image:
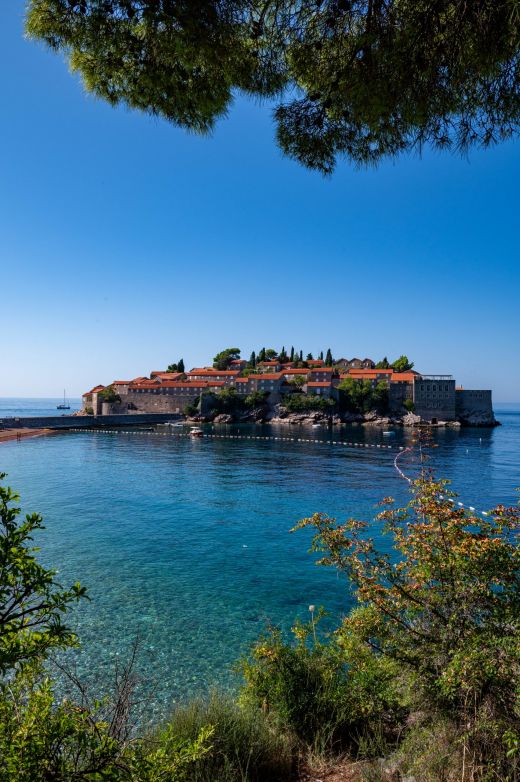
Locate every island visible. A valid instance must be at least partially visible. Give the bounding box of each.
[80,349,497,428]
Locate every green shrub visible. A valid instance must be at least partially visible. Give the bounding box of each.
[244,391,268,409]
[240,617,399,755]
[297,468,520,779]
[283,394,335,413]
[98,385,121,404]
[0,667,211,782]
[159,691,293,781]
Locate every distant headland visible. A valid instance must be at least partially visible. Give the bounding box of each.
[80,348,498,428]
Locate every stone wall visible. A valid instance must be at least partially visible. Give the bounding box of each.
[455,390,494,424]
[0,413,183,430]
[388,383,413,413]
[413,379,456,421]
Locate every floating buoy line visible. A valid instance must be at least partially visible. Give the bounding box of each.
[76,428,400,451]
[394,444,491,518]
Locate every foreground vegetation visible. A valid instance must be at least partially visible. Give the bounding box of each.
[1,461,518,780]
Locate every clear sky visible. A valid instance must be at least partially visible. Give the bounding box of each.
[1,2,519,401]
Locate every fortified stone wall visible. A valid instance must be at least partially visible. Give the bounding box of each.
[455,390,494,423]
[413,379,456,421]
[388,383,413,413]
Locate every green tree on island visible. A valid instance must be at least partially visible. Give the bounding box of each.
[26,1,520,172]
[325,348,333,367]
[98,385,121,404]
[375,356,391,369]
[167,358,185,373]
[392,355,414,373]
[213,347,241,370]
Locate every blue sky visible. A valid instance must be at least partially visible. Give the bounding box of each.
[1,2,519,401]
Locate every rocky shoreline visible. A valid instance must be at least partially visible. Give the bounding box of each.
[188,406,499,428]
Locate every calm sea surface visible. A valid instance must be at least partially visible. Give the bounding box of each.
[0,400,518,721]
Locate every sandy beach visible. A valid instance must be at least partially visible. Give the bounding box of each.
[0,428,57,444]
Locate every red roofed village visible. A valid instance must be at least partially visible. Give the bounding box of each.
[81,347,496,427]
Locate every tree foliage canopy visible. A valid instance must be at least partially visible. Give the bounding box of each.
[213,347,241,370]
[26,1,520,172]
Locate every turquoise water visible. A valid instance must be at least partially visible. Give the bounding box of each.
[0,405,519,722]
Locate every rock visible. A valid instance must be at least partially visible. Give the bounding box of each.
[458,411,499,427]
[213,413,234,423]
[402,412,422,427]
[341,411,364,423]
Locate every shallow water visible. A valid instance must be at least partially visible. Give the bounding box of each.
[0,406,518,721]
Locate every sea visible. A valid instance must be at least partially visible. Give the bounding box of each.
[0,398,518,723]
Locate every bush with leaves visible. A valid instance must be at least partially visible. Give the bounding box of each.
[99,385,122,404]
[295,469,520,778]
[283,394,335,414]
[240,615,401,754]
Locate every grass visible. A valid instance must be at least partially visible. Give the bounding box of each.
[156,691,294,782]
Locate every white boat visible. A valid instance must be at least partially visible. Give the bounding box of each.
[383,431,395,436]
[57,389,70,410]
[166,421,183,427]
[190,427,203,438]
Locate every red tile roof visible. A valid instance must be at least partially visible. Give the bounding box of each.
[111,380,131,385]
[129,380,225,389]
[390,372,417,383]
[282,368,309,375]
[307,381,333,387]
[258,360,280,366]
[187,369,240,376]
[348,368,394,376]
[309,367,334,373]
[82,384,105,396]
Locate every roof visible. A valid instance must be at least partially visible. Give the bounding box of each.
[309,366,334,373]
[390,372,417,383]
[348,368,394,375]
[82,384,105,396]
[230,359,246,364]
[129,380,225,389]
[152,372,183,381]
[128,379,161,387]
[111,380,131,385]
[282,368,309,375]
[187,369,240,376]
[307,359,324,366]
[307,381,333,387]
[235,377,250,383]
[258,360,280,366]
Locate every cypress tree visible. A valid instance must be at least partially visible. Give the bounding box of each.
[249,351,256,368]
[178,358,185,373]
[325,348,333,367]
[290,346,294,362]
